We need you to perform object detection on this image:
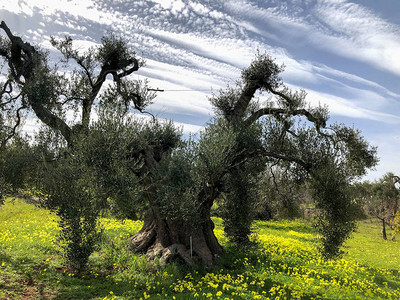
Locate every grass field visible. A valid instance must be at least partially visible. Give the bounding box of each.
[1,198,400,299]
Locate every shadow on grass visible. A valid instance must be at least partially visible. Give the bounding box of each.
[0,249,56,299]
[53,276,141,300]
[254,219,314,234]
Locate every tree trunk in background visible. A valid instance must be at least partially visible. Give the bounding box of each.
[381,218,387,240]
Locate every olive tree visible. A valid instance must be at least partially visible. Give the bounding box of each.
[128,53,377,263]
[200,54,376,257]
[0,22,378,266]
[0,21,156,271]
[0,21,153,147]
[357,173,399,240]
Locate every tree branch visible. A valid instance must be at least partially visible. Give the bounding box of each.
[0,21,73,145]
[81,59,140,128]
[263,151,312,172]
[231,81,259,121]
[76,59,94,88]
[244,107,323,127]
[0,105,24,149]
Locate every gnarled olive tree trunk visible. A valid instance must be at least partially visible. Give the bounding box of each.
[127,148,223,267]
[128,207,222,267]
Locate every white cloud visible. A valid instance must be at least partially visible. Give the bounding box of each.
[296,87,400,124]
[313,64,400,99]
[190,2,209,15]
[171,0,185,14]
[151,0,172,10]
[1,0,127,33]
[224,0,400,76]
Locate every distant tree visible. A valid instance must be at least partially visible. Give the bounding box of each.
[0,136,32,194]
[0,133,45,207]
[357,173,400,240]
[255,166,309,220]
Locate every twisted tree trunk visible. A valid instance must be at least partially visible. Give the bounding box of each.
[128,207,222,267]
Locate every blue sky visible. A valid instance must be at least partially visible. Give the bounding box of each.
[1,0,400,181]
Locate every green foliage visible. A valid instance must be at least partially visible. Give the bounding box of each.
[209,85,239,118]
[264,119,378,257]
[152,144,199,224]
[82,112,147,219]
[256,167,309,220]
[97,33,144,69]
[221,168,257,245]
[196,120,238,184]
[311,161,358,258]
[219,123,259,243]
[241,51,284,91]
[0,136,38,201]
[39,138,103,273]
[89,110,182,220]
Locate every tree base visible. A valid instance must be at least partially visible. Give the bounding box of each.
[128,209,222,267]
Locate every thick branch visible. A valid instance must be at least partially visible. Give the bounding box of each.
[30,102,72,143]
[245,107,323,126]
[0,21,34,55]
[0,21,35,80]
[81,59,139,128]
[0,21,73,144]
[231,81,259,121]
[116,60,140,78]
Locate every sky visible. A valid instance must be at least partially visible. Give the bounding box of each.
[1,0,400,181]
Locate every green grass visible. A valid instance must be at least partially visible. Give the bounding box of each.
[344,219,400,270]
[1,198,400,299]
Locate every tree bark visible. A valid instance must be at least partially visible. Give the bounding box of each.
[381,218,387,240]
[127,146,224,267]
[128,207,223,268]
